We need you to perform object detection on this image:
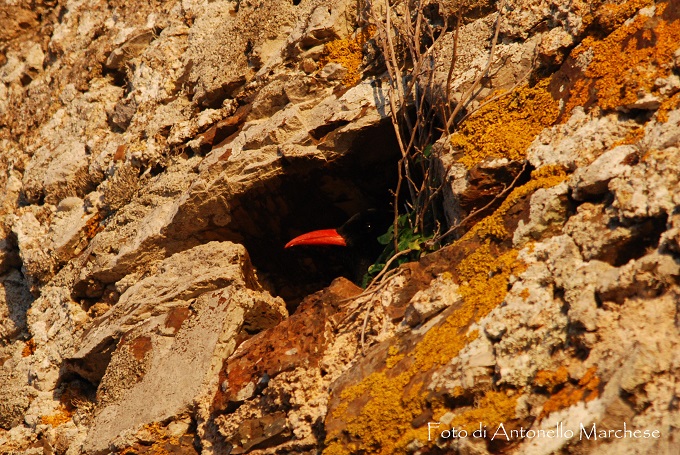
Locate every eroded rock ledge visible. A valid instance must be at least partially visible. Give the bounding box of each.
[1,0,679,454]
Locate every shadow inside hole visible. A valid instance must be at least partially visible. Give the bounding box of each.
[222,118,401,310]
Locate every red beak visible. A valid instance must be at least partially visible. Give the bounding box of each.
[285,229,347,248]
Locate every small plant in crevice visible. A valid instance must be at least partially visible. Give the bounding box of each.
[354,0,513,291]
[342,1,534,355]
[362,198,439,288]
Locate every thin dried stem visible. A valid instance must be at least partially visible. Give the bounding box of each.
[360,298,374,354]
[445,0,507,132]
[366,247,413,289]
[434,160,528,243]
[358,0,512,300]
[443,10,462,134]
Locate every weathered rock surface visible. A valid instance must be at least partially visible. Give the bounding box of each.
[1,0,680,454]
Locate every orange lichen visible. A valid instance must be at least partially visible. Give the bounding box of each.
[41,379,97,427]
[322,27,374,86]
[534,366,570,391]
[22,338,36,357]
[41,380,95,427]
[447,391,518,432]
[595,0,655,32]
[539,367,601,419]
[40,407,73,427]
[565,2,680,114]
[657,90,680,123]
[326,369,429,455]
[529,164,570,182]
[455,246,524,325]
[84,211,104,240]
[385,345,405,369]
[450,79,560,168]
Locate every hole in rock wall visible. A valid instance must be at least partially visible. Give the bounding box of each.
[214,119,401,309]
[611,214,668,267]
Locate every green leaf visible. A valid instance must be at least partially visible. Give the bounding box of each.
[367,263,385,274]
[397,213,411,227]
[397,236,411,251]
[408,239,422,250]
[364,208,442,288]
[377,229,393,245]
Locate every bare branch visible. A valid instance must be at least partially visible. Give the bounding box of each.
[445,0,507,131]
[455,58,534,126]
[435,160,528,243]
[443,10,462,134]
[367,247,413,290]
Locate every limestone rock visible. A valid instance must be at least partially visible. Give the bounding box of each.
[609,147,680,219]
[0,270,33,341]
[0,364,32,430]
[570,145,637,200]
[402,273,461,328]
[69,242,287,454]
[513,182,569,246]
[528,109,636,170]
[2,1,680,454]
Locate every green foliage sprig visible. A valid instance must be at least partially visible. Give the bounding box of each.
[362,211,437,287]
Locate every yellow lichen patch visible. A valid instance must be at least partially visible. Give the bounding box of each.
[40,406,73,427]
[657,90,680,123]
[565,2,680,113]
[328,370,429,455]
[321,27,373,86]
[411,247,525,375]
[450,79,560,168]
[325,245,523,454]
[385,345,405,369]
[447,391,518,433]
[462,165,568,242]
[324,166,570,454]
[454,247,523,332]
[529,165,569,182]
[539,367,601,420]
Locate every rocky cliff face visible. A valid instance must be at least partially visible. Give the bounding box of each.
[1,0,679,454]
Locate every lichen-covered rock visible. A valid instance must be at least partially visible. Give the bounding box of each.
[513,181,569,245]
[2,0,680,454]
[209,278,362,454]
